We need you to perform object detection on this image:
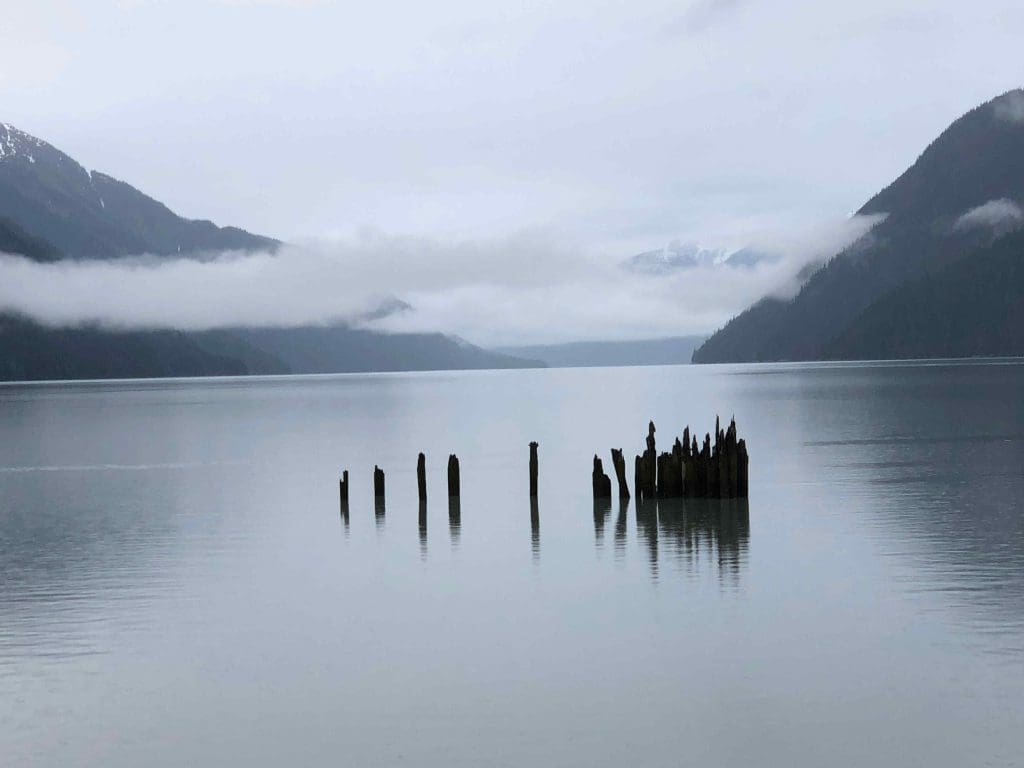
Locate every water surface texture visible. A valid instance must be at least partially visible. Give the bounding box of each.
[1,362,1022,767]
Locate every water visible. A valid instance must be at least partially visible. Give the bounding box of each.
[1,361,1022,767]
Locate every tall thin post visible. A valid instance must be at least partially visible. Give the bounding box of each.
[529,442,539,497]
[339,470,349,506]
[447,454,460,498]
[417,453,427,503]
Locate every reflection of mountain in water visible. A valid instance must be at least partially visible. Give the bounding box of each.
[788,362,1024,642]
[596,497,750,584]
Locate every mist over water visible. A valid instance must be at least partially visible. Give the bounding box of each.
[0,215,880,346]
[1,361,1022,766]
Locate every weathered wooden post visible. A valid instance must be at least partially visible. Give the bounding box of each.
[592,455,612,499]
[339,470,349,507]
[707,433,720,498]
[447,454,460,498]
[644,421,657,500]
[417,452,427,503]
[726,419,739,499]
[373,465,386,500]
[529,441,539,497]
[634,421,658,502]
[610,448,630,499]
[737,438,749,498]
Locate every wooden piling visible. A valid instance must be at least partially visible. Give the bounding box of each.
[610,448,630,498]
[529,442,539,497]
[339,469,349,506]
[737,438,749,498]
[447,454,460,498]
[373,465,386,500]
[634,421,658,501]
[417,452,427,503]
[592,455,612,499]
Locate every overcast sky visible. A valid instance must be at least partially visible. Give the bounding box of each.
[1,1,1022,344]
[3,0,1022,249]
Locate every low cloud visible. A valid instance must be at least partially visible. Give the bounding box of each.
[954,198,1023,232]
[0,216,881,347]
[992,90,1024,123]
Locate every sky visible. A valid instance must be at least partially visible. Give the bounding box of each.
[1,0,1023,344]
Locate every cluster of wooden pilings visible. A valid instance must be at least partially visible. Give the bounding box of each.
[593,418,749,502]
[340,419,747,519]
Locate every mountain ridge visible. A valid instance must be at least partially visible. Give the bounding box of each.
[693,88,1024,363]
[0,121,278,259]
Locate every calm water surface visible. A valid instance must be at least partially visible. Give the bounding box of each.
[1,361,1022,767]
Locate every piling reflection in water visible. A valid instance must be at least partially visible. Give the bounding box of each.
[448,496,461,547]
[418,500,428,557]
[593,499,611,547]
[635,499,659,578]
[657,498,750,587]
[614,498,628,557]
[374,497,386,530]
[530,497,540,560]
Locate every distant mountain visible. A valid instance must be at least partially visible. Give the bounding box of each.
[0,315,540,382]
[0,122,277,259]
[625,242,723,274]
[498,336,705,368]
[624,240,779,274]
[0,314,288,381]
[222,326,541,375]
[694,89,1024,363]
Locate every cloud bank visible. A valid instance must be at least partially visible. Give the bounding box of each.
[0,216,882,346]
[954,198,1023,232]
[992,91,1024,124]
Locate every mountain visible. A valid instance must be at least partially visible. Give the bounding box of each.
[624,241,779,275]
[0,314,288,382]
[625,242,723,274]
[0,122,277,259]
[0,317,540,382]
[0,123,544,381]
[824,228,1024,360]
[219,326,541,375]
[498,336,706,368]
[0,215,63,262]
[693,89,1024,363]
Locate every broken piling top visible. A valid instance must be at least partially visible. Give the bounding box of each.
[447,454,460,498]
[417,452,427,502]
[610,448,630,498]
[592,455,612,499]
[529,441,539,497]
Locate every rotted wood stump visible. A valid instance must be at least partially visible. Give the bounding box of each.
[592,455,612,499]
[610,448,630,499]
